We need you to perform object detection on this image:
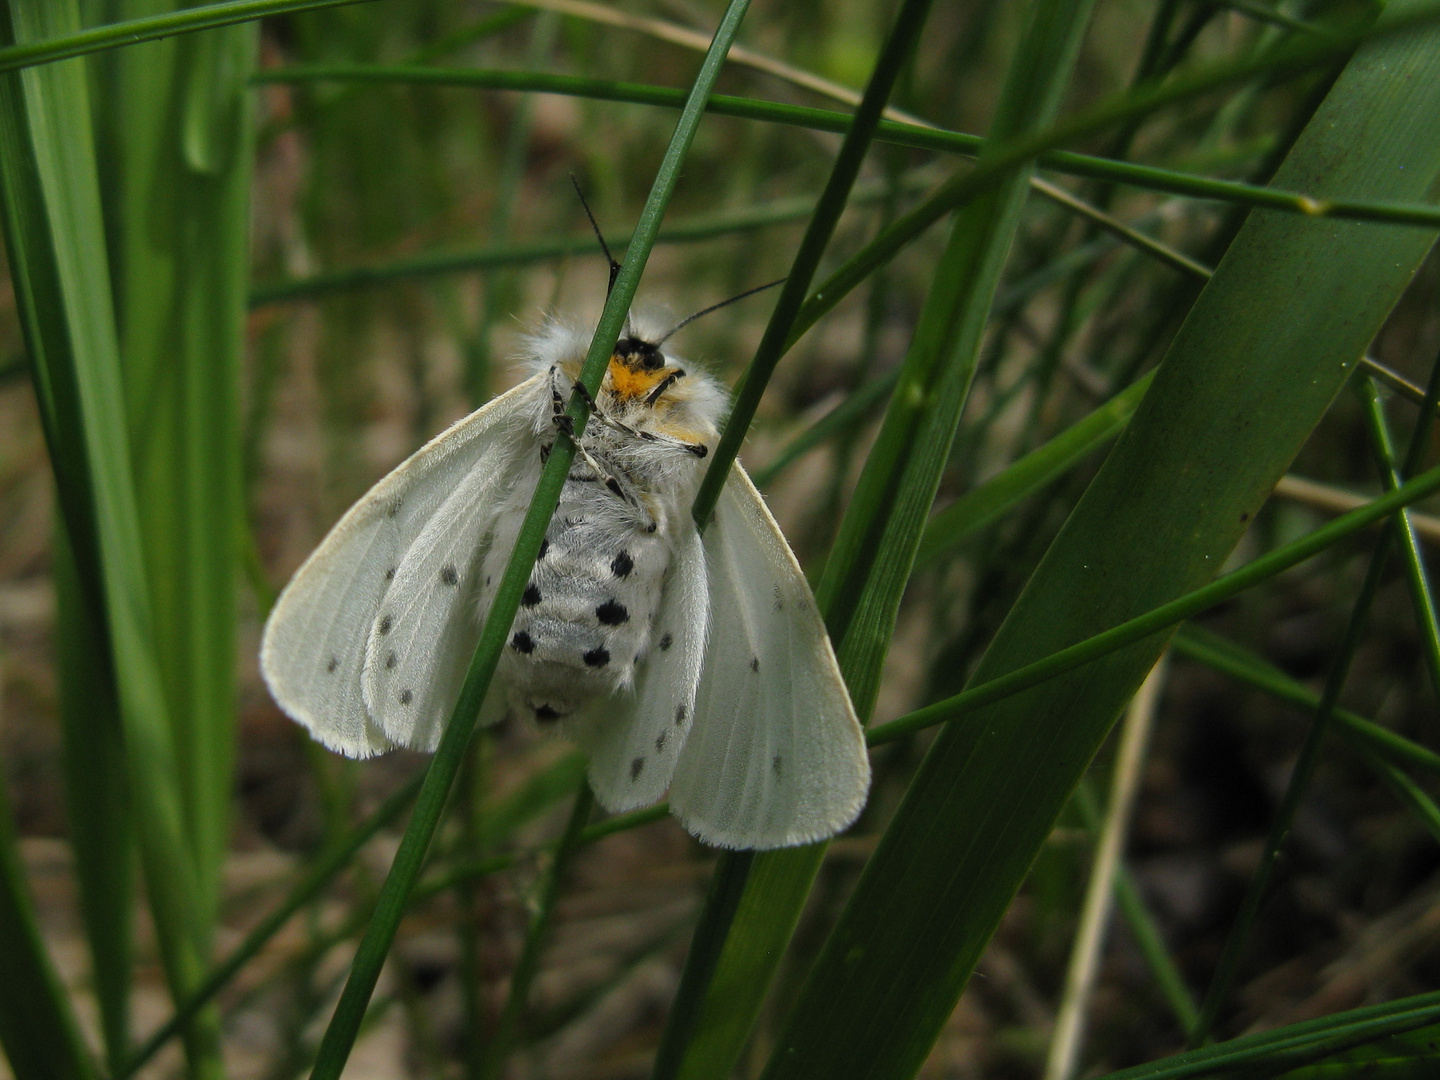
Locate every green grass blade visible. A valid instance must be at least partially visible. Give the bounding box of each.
[0,1,220,1073]
[53,522,131,1072]
[915,370,1155,569]
[117,772,424,1080]
[256,64,1440,232]
[869,462,1440,748]
[1091,990,1440,1079]
[654,0,936,1070]
[668,5,1101,1079]
[1191,365,1440,1046]
[1358,366,1440,703]
[761,8,1440,1076]
[477,783,592,1078]
[690,0,936,526]
[1170,624,1440,782]
[305,5,753,1076]
[0,763,99,1080]
[0,0,375,72]
[786,3,1440,346]
[250,191,849,307]
[98,5,257,949]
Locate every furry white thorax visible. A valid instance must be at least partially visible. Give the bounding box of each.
[476,317,728,725]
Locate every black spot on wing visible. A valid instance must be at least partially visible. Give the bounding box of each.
[772,754,783,779]
[440,564,459,586]
[630,757,645,781]
[379,615,393,635]
[611,550,634,578]
[522,584,542,607]
[656,731,668,751]
[596,599,628,625]
[750,656,760,673]
[386,651,397,670]
[535,704,560,722]
[385,567,396,581]
[773,584,784,611]
[674,703,687,726]
[659,632,673,651]
[399,689,413,705]
[584,647,610,668]
[512,631,535,654]
[326,657,338,674]
[538,538,550,560]
[387,498,402,518]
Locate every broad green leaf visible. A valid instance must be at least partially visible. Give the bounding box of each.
[761,8,1440,1078]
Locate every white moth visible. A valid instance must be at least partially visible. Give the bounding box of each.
[260,314,870,849]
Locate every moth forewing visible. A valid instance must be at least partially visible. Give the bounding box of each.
[260,377,544,758]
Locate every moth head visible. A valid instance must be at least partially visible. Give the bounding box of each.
[607,335,686,406]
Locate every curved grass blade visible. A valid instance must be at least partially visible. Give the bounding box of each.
[305,4,754,1076]
[761,10,1440,1076]
[1091,989,1440,1079]
[257,65,1440,232]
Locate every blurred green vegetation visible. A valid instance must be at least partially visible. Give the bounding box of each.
[0,2,1438,1079]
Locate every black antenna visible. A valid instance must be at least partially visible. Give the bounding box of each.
[571,174,622,297]
[656,277,787,346]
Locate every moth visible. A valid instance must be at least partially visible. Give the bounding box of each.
[261,310,870,849]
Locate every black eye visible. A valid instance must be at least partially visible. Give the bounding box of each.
[641,351,664,371]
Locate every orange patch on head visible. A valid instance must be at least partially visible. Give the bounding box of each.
[607,355,681,403]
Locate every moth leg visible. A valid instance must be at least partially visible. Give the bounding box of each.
[547,368,658,528]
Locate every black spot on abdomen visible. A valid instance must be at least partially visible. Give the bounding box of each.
[596,599,629,625]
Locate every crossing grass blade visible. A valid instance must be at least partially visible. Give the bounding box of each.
[304,5,754,1076]
[661,4,1101,1077]
[757,7,1440,1077]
